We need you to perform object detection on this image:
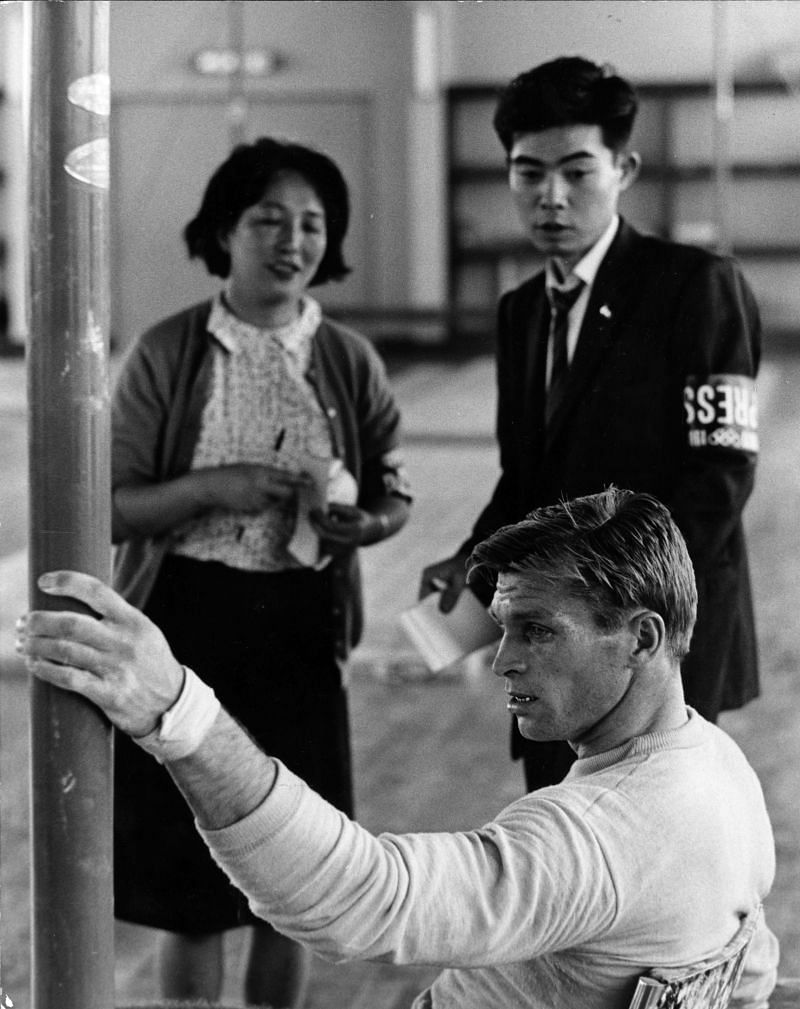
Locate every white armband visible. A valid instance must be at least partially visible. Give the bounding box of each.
[683,374,758,453]
[134,666,221,764]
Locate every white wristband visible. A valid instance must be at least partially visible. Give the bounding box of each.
[134,666,221,764]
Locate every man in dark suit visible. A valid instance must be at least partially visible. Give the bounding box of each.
[420,56,761,791]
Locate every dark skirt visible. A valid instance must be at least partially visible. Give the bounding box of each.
[113,554,354,934]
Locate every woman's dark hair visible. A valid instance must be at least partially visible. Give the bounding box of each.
[493,56,638,154]
[183,136,352,285]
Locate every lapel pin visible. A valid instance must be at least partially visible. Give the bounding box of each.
[599,304,612,319]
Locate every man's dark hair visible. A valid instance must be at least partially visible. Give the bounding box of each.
[184,136,351,285]
[468,488,697,661]
[492,56,638,154]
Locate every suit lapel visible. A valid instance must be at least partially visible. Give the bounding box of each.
[544,220,645,444]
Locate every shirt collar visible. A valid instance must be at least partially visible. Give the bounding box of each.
[546,214,619,291]
[207,294,321,356]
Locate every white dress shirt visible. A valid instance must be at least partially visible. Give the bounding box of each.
[544,214,619,386]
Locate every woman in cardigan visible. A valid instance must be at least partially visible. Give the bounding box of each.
[111,137,412,1006]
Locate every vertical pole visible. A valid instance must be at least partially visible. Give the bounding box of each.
[27,3,113,1008]
[712,0,734,255]
[227,0,247,146]
[408,2,448,324]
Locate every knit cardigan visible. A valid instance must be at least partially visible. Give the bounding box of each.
[111,299,406,660]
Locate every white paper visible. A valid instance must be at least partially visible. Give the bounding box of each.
[288,458,359,567]
[399,590,500,673]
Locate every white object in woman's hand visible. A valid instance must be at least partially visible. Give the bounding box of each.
[325,459,359,507]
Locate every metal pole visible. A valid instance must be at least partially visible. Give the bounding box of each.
[227,0,247,146]
[27,3,113,1007]
[712,0,734,254]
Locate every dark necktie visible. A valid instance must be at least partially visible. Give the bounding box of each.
[545,282,584,423]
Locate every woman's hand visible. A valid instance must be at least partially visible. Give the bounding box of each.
[113,465,312,541]
[200,463,310,513]
[309,503,380,553]
[310,496,409,555]
[17,571,185,737]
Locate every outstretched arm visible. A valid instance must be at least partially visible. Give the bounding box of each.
[16,571,612,969]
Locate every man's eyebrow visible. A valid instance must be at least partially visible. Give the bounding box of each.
[509,150,599,168]
[488,604,553,625]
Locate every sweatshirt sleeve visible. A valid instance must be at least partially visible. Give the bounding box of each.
[198,761,616,967]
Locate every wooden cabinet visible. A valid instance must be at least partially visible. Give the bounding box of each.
[447,81,800,348]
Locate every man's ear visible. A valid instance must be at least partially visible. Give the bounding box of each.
[628,610,664,663]
[617,151,641,192]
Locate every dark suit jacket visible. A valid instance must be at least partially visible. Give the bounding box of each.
[463,219,761,719]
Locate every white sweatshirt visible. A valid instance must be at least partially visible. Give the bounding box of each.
[201,710,778,1008]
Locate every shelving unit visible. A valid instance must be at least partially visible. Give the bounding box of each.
[447,81,800,348]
